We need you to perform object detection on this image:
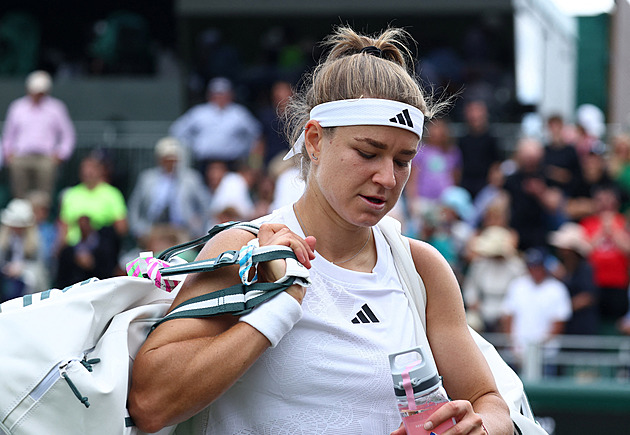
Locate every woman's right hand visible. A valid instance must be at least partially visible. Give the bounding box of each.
[256,223,316,304]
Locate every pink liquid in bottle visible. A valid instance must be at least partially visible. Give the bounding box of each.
[399,401,455,435]
[390,347,456,435]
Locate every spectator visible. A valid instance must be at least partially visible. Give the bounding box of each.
[268,155,305,212]
[406,118,461,234]
[579,186,630,329]
[56,154,128,253]
[1,70,75,198]
[26,190,58,279]
[56,215,120,288]
[548,222,599,335]
[169,77,262,173]
[470,160,508,228]
[118,223,194,274]
[127,137,210,240]
[457,100,502,200]
[502,138,565,250]
[501,247,572,369]
[605,133,630,212]
[542,114,583,198]
[0,198,48,301]
[463,225,525,333]
[567,140,618,221]
[422,186,475,282]
[476,189,512,231]
[250,170,276,219]
[204,160,254,226]
[574,103,606,161]
[257,79,293,167]
[409,118,461,202]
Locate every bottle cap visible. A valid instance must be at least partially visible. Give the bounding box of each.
[389,346,440,397]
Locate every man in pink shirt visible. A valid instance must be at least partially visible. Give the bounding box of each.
[1,70,76,198]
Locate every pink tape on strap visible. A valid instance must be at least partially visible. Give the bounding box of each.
[145,257,180,292]
[125,258,143,277]
[125,254,182,292]
[402,360,421,410]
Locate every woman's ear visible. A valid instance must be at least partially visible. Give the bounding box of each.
[303,120,324,161]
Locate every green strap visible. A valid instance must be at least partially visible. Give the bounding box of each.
[151,278,297,331]
[150,220,307,331]
[157,221,260,262]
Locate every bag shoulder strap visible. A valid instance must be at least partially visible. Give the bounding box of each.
[151,220,311,330]
[377,216,427,330]
[157,221,260,262]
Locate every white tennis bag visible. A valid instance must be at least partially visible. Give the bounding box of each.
[0,221,309,435]
[0,277,177,435]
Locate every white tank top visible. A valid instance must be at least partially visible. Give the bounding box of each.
[202,205,417,434]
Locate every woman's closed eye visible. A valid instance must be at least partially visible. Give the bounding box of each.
[358,150,411,168]
[395,159,412,168]
[357,150,375,160]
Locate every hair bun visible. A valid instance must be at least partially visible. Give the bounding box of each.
[360,46,383,58]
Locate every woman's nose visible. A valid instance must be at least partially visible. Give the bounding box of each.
[373,161,396,189]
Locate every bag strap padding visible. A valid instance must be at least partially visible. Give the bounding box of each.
[152,277,303,330]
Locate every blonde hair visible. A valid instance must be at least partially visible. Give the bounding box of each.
[284,26,446,178]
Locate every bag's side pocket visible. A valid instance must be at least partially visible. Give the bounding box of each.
[8,358,99,435]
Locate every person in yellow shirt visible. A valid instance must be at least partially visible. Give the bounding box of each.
[55,154,128,287]
[57,154,127,247]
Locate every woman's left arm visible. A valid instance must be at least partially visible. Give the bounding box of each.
[409,238,513,434]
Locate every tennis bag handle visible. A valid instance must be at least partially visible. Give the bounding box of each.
[147,221,311,330]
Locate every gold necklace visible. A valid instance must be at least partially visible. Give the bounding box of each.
[293,205,372,265]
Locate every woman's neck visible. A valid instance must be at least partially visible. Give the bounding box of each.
[293,195,375,269]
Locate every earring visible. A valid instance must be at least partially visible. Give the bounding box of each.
[311,153,318,161]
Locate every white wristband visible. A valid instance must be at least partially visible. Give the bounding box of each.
[239,292,303,347]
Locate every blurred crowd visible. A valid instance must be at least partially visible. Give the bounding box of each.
[2,60,630,374]
[398,98,630,354]
[0,71,304,297]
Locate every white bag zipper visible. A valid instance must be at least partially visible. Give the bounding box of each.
[29,362,64,402]
[29,355,100,407]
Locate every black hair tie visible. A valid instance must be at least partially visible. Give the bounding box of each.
[360,45,383,58]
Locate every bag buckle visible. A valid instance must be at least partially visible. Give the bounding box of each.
[216,250,238,266]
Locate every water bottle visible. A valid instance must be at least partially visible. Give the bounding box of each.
[389,346,455,435]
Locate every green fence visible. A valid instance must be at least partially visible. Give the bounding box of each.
[526,379,630,435]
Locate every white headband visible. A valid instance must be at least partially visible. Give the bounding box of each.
[283,98,425,160]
